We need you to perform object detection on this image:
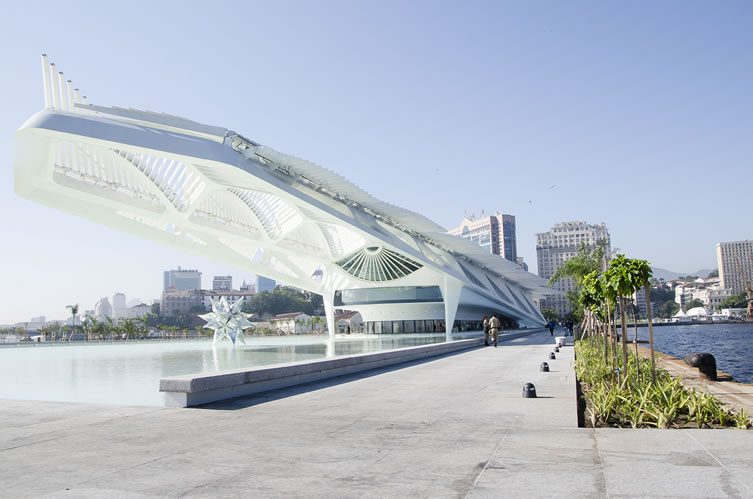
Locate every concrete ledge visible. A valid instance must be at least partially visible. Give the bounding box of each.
[160,338,483,407]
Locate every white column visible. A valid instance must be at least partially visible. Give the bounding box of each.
[49,64,59,109]
[323,290,337,342]
[66,80,75,112]
[57,72,67,110]
[441,275,462,342]
[41,54,52,109]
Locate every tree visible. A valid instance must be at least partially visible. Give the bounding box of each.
[719,293,747,309]
[605,255,635,377]
[39,323,61,342]
[66,304,79,341]
[685,298,705,310]
[628,259,655,383]
[660,300,680,318]
[548,240,609,319]
[118,318,146,340]
[541,308,559,322]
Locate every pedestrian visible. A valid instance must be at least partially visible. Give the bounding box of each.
[547,320,556,336]
[482,315,490,346]
[489,314,500,347]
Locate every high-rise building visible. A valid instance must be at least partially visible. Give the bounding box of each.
[448,212,517,262]
[256,275,276,293]
[112,292,127,319]
[717,240,753,294]
[163,267,202,291]
[94,297,113,320]
[212,275,233,291]
[536,221,610,317]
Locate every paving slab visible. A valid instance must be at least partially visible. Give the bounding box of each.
[1,329,752,497]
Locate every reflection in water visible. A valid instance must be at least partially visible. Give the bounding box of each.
[0,334,448,406]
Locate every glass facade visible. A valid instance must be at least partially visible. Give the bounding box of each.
[335,286,443,306]
[361,319,487,334]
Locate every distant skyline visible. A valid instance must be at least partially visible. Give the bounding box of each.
[1,1,751,322]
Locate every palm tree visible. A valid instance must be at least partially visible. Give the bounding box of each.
[118,318,146,340]
[81,314,96,341]
[66,304,79,341]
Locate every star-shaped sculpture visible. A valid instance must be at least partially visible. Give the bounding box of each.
[199,296,254,346]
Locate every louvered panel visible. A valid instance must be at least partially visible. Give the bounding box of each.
[114,149,205,212]
[228,188,302,239]
[336,246,422,282]
[52,140,161,206]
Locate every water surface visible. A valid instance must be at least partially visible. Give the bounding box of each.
[0,335,447,406]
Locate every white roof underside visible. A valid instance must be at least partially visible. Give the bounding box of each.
[83,103,552,295]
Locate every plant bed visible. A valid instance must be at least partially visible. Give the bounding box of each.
[574,338,752,429]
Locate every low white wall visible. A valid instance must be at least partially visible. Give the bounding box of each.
[160,338,483,407]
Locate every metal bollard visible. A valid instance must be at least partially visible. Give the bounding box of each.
[540,362,549,372]
[522,382,537,398]
[549,352,556,360]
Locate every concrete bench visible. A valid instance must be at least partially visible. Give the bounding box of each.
[160,338,483,407]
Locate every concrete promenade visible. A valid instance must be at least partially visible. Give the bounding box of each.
[1,329,753,497]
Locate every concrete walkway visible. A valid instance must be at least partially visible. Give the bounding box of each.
[1,330,752,497]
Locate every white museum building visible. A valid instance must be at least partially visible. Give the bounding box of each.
[15,56,552,341]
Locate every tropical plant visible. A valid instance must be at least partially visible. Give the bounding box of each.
[548,240,609,319]
[66,304,79,341]
[575,337,750,430]
[118,318,146,340]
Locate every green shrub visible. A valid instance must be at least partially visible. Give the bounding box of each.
[575,338,750,429]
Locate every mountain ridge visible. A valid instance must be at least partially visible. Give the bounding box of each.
[651,267,716,281]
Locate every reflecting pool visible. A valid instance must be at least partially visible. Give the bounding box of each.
[0,334,449,406]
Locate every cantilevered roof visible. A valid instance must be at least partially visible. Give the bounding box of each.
[41,51,549,297]
[75,101,552,295]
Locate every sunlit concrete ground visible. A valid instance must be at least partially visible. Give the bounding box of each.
[1,329,752,497]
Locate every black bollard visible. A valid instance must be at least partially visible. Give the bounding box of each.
[549,352,556,360]
[540,362,549,372]
[554,346,560,353]
[522,382,537,398]
[683,352,717,380]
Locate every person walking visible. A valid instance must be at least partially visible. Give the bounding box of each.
[489,314,500,347]
[547,320,556,336]
[482,315,490,346]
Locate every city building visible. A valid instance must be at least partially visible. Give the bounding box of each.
[112,292,127,319]
[717,240,753,294]
[516,257,528,272]
[161,289,202,316]
[336,311,363,334]
[200,289,256,311]
[212,275,232,291]
[126,303,151,319]
[448,212,518,262]
[94,297,113,320]
[239,280,255,293]
[536,221,611,317]
[163,267,202,292]
[30,315,45,323]
[14,56,551,338]
[256,276,276,294]
[673,278,731,311]
[270,312,314,335]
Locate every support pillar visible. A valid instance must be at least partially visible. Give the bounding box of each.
[323,289,337,342]
[441,275,462,342]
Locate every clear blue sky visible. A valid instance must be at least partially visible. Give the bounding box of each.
[1,1,751,323]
